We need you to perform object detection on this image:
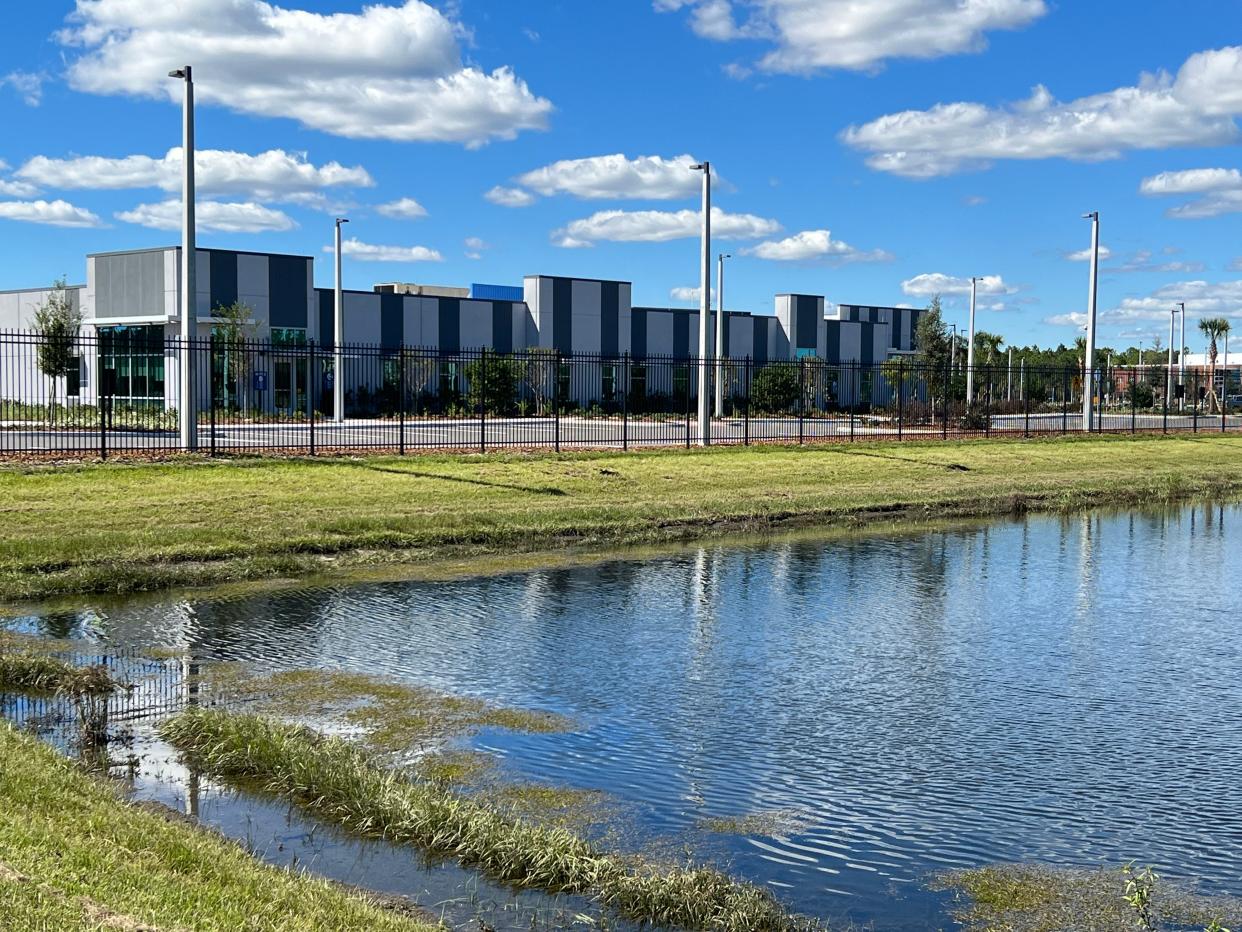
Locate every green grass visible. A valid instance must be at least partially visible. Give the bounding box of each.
[0,722,438,932]
[935,864,1242,932]
[161,708,822,932]
[4,435,1242,601]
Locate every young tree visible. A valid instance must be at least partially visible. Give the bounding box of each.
[911,296,954,414]
[211,301,256,412]
[30,277,82,426]
[1198,317,1230,413]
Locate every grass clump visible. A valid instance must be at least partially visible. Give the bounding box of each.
[936,864,1242,932]
[161,708,822,932]
[200,665,571,756]
[0,721,438,931]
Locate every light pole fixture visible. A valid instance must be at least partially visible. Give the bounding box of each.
[690,162,711,445]
[333,217,349,423]
[966,277,980,404]
[169,66,197,451]
[1081,211,1100,432]
[714,252,730,418]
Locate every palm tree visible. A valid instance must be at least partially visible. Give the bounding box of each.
[1198,317,1230,413]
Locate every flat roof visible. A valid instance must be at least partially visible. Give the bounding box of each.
[0,283,86,295]
[524,274,633,285]
[633,305,759,318]
[88,246,314,260]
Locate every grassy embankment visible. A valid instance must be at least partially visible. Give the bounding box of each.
[0,721,439,931]
[4,435,1242,601]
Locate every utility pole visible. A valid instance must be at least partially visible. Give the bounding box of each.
[1167,306,1179,407]
[1007,346,1013,402]
[714,253,730,418]
[691,162,712,445]
[1082,211,1100,432]
[1179,301,1186,411]
[334,217,349,422]
[168,66,197,451]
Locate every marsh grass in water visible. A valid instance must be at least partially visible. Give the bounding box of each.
[697,809,815,838]
[199,665,571,756]
[937,864,1242,932]
[161,709,824,932]
[0,635,120,745]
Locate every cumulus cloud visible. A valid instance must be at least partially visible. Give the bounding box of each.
[376,197,428,220]
[1094,279,1242,323]
[58,0,552,146]
[0,199,102,228]
[0,166,39,198]
[117,200,295,233]
[514,153,708,201]
[842,46,1242,178]
[744,228,891,264]
[1140,167,1242,218]
[655,0,1047,73]
[552,207,779,247]
[901,273,1014,297]
[464,236,488,259]
[329,237,443,262]
[485,185,537,208]
[17,148,373,204]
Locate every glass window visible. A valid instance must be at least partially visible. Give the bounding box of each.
[99,325,164,401]
[66,356,81,398]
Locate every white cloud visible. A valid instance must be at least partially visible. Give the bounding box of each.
[1066,245,1113,262]
[328,237,443,262]
[842,46,1242,178]
[552,207,779,247]
[1115,250,1205,274]
[0,199,102,228]
[901,273,1014,297]
[1140,167,1242,219]
[485,185,537,208]
[376,197,428,220]
[464,236,488,260]
[655,0,1047,73]
[963,195,987,207]
[1,71,46,106]
[670,285,716,304]
[117,200,295,232]
[1229,257,1242,272]
[1044,311,1088,328]
[59,0,552,146]
[0,178,39,198]
[1095,279,1242,323]
[744,228,891,264]
[515,153,707,201]
[17,148,373,204]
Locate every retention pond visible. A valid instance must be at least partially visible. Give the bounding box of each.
[6,503,1242,930]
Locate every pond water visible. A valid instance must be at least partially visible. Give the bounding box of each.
[9,504,1242,930]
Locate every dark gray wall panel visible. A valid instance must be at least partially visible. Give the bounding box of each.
[552,277,572,354]
[825,321,842,364]
[673,311,690,360]
[438,298,461,352]
[601,281,619,356]
[317,289,334,347]
[268,255,309,328]
[208,250,238,312]
[491,301,514,354]
[631,308,647,358]
[752,317,768,364]
[380,293,404,349]
[795,296,818,349]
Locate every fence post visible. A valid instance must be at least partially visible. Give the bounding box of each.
[306,340,315,457]
[850,362,857,442]
[479,349,487,453]
[942,361,949,440]
[685,359,692,449]
[1129,366,1136,434]
[798,356,805,446]
[984,366,992,437]
[897,359,904,442]
[399,347,406,456]
[99,375,107,461]
[744,355,751,447]
[622,352,629,452]
[1061,369,1068,434]
[1222,367,1228,433]
[554,351,561,453]
[1023,373,1030,438]
[1193,369,1199,434]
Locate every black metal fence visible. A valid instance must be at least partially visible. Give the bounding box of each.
[2,329,1238,458]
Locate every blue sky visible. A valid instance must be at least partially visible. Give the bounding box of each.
[0,0,1239,350]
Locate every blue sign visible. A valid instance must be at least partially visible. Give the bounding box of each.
[253,370,269,392]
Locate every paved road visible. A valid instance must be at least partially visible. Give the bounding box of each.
[4,412,1240,454]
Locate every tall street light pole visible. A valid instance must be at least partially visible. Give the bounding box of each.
[714,252,730,418]
[333,217,349,423]
[1082,211,1100,432]
[169,66,196,451]
[1167,306,1179,406]
[691,162,711,445]
[1178,301,1186,411]
[966,277,979,404]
